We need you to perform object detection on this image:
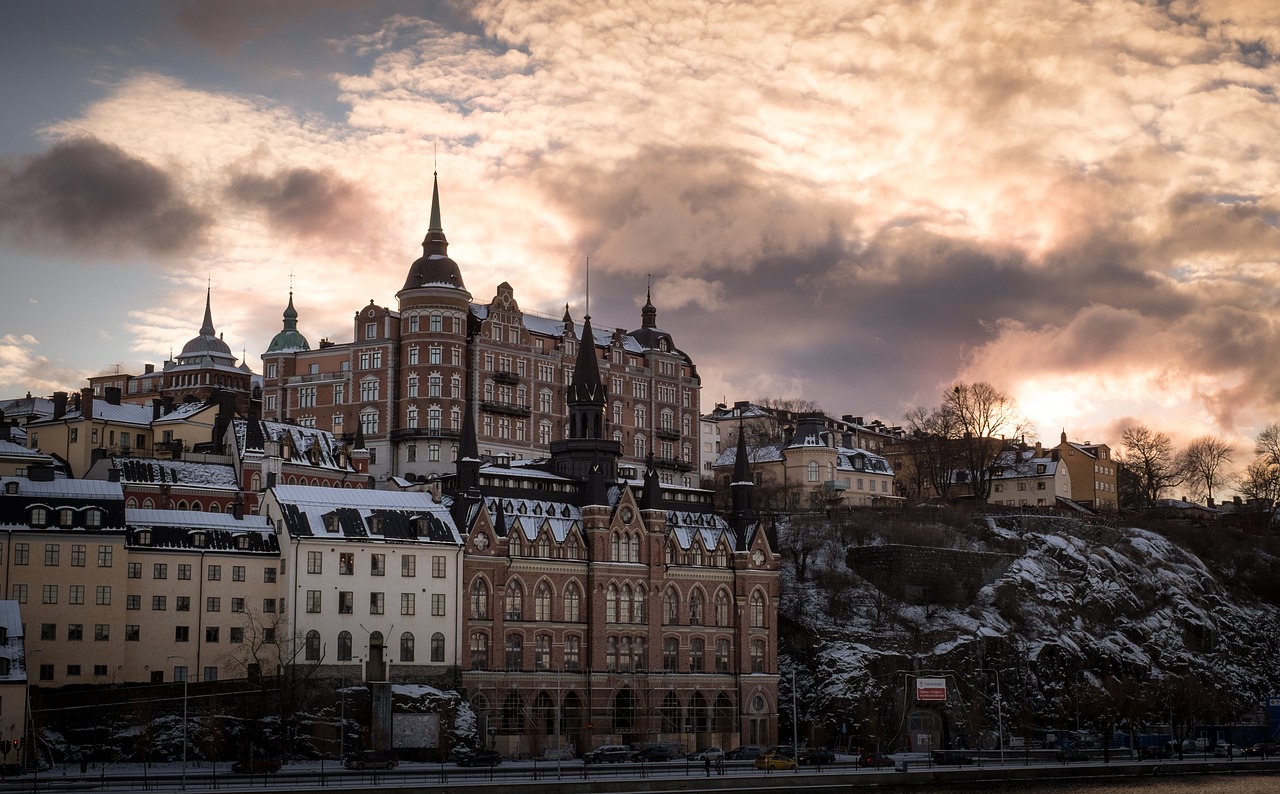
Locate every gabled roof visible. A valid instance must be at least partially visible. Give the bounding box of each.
[111,457,238,489]
[232,419,355,472]
[269,484,460,544]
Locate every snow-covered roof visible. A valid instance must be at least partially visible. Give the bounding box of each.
[126,508,277,553]
[152,400,218,424]
[269,484,460,544]
[0,439,51,460]
[0,477,123,500]
[232,418,355,472]
[473,306,649,354]
[113,457,238,489]
[128,508,271,531]
[33,400,154,427]
[484,496,581,542]
[992,449,1059,479]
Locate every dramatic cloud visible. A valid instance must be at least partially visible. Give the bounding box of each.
[0,335,87,397]
[224,166,380,241]
[0,137,209,257]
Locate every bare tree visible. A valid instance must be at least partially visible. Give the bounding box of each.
[1119,425,1182,507]
[1235,423,1280,529]
[901,404,964,500]
[943,382,1031,502]
[1176,435,1234,503]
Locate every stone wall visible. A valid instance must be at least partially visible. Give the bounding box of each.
[847,544,1017,606]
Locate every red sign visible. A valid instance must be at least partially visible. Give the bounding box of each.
[916,677,947,701]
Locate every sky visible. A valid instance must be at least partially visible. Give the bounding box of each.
[2,0,1279,466]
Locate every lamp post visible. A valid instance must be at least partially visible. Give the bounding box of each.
[791,671,799,773]
[167,656,187,790]
[976,668,1004,766]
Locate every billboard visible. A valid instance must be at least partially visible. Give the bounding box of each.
[916,677,947,702]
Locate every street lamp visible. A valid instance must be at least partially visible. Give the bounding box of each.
[167,656,187,790]
[791,671,799,774]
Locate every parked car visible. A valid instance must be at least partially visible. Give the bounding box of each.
[1139,744,1172,760]
[231,757,281,774]
[858,752,894,768]
[584,745,630,764]
[754,749,797,770]
[1212,744,1245,758]
[344,749,399,770]
[800,747,835,765]
[456,749,502,767]
[932,750,975,765]
[688,747,725,762]
[632,745,681,762]
[726,745,766,760]
[1245,743,1274,758]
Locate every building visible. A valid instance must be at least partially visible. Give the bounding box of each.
[1053,433,1118,511]
[87,290,259,414]
[24,390,154,478]
[987,446,1071,508]
[0,601,28,763]
[260,485,464,682]
[260,176,702,487]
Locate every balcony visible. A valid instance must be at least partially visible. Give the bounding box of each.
[493,370,521,385]
[390,427,461,442]
[651,456,695,473]
[655,427,680,441]
[481,400,532,417]
[823,479,849,491]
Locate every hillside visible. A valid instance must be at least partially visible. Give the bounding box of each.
[778,510,1280,748]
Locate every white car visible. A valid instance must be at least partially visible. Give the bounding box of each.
[1213,744,1245,758]
[688,747,725,762]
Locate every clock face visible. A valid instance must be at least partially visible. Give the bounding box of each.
[752,549,765,565]
[620,507,634,523]
[473,533,490,550]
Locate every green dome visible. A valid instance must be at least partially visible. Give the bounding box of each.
[266,293,310,353]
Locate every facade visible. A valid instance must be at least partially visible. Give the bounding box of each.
[25,390,154,478]
[228,418,371,515]
[260,485,464,681]
[87,290,258,414]
[1054,433,1118,511]
[987,446,1072,507]
[261,177,702,487]
[0,600,28,760]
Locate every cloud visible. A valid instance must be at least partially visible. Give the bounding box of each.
[0,137,209,257]
[0,335,87,396]
[224,165,381,242]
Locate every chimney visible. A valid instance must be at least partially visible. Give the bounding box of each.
[104,386,122,406]
[152,399,163,421]
[0,410,7,442]
[1034,441,1043,458]
[232,492,244,520]
[144,363,155,374]
[107,468,120,483]
[52,391,68,420]
[163,396,175,415]
[79,388,94,418]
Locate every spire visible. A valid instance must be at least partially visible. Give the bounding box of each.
[353,416,366,451]
[642,276,657,329]
[569,315,605,410]
[200,287,216,336]
[421,171,449,257]
[730,417,755,540]
[640,452,662,510]
[266,291,310,353]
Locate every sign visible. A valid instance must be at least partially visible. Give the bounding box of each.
[916,677,947,702]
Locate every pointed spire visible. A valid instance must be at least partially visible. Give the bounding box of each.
[569,315,605,408]
[640,452,662,510]
[730,416,755,541]
[420,171,449,257]
[200,287,216,336]
[642,275,657,328]
[353,416,366,451]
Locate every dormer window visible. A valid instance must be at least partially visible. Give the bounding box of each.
[4,482,16,495]
[29,506,49,528]
[190,531,207,548]
[84,509,104,529]
[368,516,383,535]
[235,534,250,550]
[59,508,75,528]
[136,529,152,546]
[324,514,340,534]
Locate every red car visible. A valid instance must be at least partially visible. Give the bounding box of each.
[858,752,894,768]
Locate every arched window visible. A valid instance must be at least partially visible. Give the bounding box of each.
[662,637,679,671]
[564,581,581,622]
[470,632,489,669]
[690,543,703,566]
[305,630,321,661]
[664,542,677,565]
[534,581,553,621]
[633,636,647,670]
[663,588,680,625]
[400,632,415,662]
[807,460,820,482]
[750,591,766,628]
[689,638,705,672]
[750,638,766,673]
[535,633,552,670]
[504,581,524,620]
[606,636,619,671]
[565,534,581,559]
[431,632,446,662]
[619,636,633,671]
[470,579,490,619]
[610,532,621,561]
[606,584,619,623]
[629,533,640,561]
[504,633,523,670]
[689,589,705,625]
[714,544,727,567]
[633,585,646,623]
[635,434,646,458]
[715,639,731,672]
[620,584,633,623]
[714,590,730,626]
[338,631,352,661]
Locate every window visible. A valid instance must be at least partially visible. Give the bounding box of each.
[306,590,322,613]
[95,586,111,606]
[400,632,415,663]
[68,664,82,676]
[339,553,353,575]
[178,564,191,580]
[263,598,276,613]
[690,638,705,672]
[71,544,86,566]
[432,593,446,616]
[230,627,244,644]
[606,584,619,622]
[307,551,322,574]
[207,596,220,612]
[204,667,218,682]
[40,623,55,641]
[715,590,730,626]
[127,594,141,610]
[339,591,353,614]
[338,631,353,661]
[126,625,140,642]
[204,564,221,582]
[470,633,489,669]
[154,563,167,580]
[39,665,53,681]
[41,585,57,605]
[715,639,731,672]
[432,555,446,578]
[68,624,83,641]
[504,581,523,620]
[535,634,552,670]
[10,585,25,604]
[750,639,765,673]
[663,637,679,671]
[564,636,581,670]
[370,592,385,615]
[504,633,523,671]
[532,581,553,621]
[401,593,415,615]
[13,543,27,566]
[370,554,385,576]
[44,544,60,566]
[233,565,246,581]
[173,596,189,612]
[264,567,277,583]
[306,631,321,661]
[564,582,581,622]
[231,597,245,613]
[431,632,445,662]
[689,590,705,625]
[750,591,766,627]
[128,562,141,578]
[663,588,679,624]
[470,580,490,619]
[69,585,84,605]
[401,555,416,577]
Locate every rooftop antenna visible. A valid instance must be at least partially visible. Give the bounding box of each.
[585,256,591,318]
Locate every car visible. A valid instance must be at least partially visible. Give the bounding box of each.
[688,747,725,762]
[344,749,399,770]
[1212,744,1245,758]
[1056,748,1090,762]
[800,747,835,765]
[1245,743,1274,758]
[456,749,502,767]
[231,757,281,774]
[725,745,767,760]
[858,752,894,768]
[583,745,630,764]
[754,750,797,770]
[632,745,681,762]
[1139,744,1172,760]
[932,750,975,765]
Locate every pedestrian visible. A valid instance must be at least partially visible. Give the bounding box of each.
[704,756,711,777]
[716,756,725,775]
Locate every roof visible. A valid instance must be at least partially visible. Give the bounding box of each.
[0,439,52,460]
[233,418,356,472]
[0,477,124,500]
[29,400,154,428]
[112,457,239,489]
[126,508,278,553]
[269,484,461,544]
